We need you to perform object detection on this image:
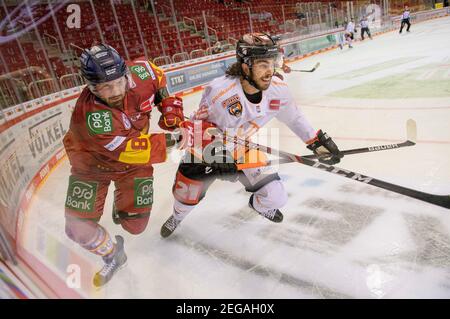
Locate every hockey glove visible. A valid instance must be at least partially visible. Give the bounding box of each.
[307,130,343,165]
[158,97,184,131]
[282,64,292,73]
[202,141,238,181]
[171,121,238,180]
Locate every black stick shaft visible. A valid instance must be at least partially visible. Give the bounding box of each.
[292,68,316,72]
[292,62,320,72]
[303,140,415,159]
[228,136,450,209]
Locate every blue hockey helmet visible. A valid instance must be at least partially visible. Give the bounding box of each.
[80,44,128,85]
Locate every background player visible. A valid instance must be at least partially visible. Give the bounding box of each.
[340,18,356,49]
[274,46,291,80]
[63,44,184,287]
[399,5,412,33]
[360,15,372,40]
[160,33,343,238]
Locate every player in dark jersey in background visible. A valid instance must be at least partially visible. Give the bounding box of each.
[399,5,412,33]
[360,15,372,40]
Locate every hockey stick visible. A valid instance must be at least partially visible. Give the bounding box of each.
[225,125,449,210]
[234,139,450,209]
[177,119,448,208]
[291,62,321,72]
[180,118,416,163]
[235,119,416,166]
[268,138,416,164]
[177,119,415,163]
[303,119,417,160]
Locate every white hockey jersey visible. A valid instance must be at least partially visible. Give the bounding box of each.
[346,21,355,33]
[191,75,316,147]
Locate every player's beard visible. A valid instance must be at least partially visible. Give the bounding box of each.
[105,94,125,109]
[251,70,273,91]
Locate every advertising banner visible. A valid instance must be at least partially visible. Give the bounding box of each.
[0,94,76,239]
[165,56,236,94]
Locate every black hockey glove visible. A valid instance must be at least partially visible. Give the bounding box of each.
[307,130,343,165]
[203,141,238,181]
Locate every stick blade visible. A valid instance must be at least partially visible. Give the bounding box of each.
[311,62,320,71]
[406,119,417,143]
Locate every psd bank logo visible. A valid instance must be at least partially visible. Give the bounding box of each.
[65,177,98,213]
[87,110,113,135]
[134,177,153,208]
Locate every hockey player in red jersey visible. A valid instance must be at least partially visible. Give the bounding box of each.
[63,44,184,287]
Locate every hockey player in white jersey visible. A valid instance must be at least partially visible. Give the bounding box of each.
[340,18,356,49]
[160,33,342,238]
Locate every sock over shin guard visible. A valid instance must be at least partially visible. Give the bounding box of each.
[80,224,115,258]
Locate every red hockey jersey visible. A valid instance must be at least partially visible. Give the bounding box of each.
[64,59,168,177]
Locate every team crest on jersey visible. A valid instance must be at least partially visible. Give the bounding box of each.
[222,94,243,117]
[139,94,155,112]
[227,101,243,117]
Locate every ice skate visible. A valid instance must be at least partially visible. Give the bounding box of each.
[249,194,283,223]
[93,235,127,287]
[160,215,182,238]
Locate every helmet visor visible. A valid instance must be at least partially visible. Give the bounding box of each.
[242,45,282,68]
[252,52,283,69]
